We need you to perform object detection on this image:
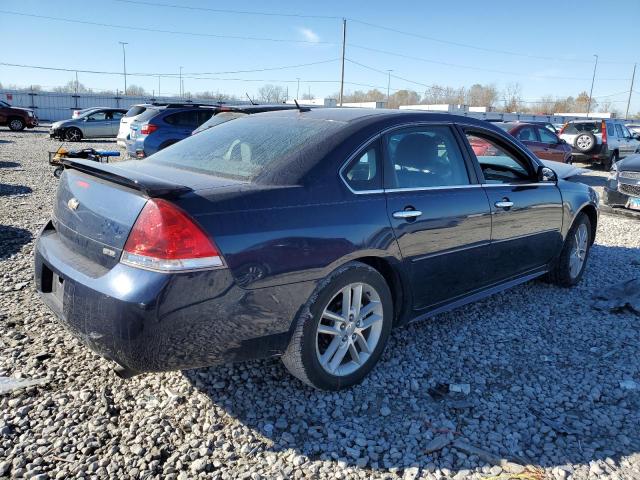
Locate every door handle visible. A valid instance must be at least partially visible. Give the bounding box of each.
[393,210,422,219]
[494,200,514,209]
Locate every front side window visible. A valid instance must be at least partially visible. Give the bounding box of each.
[538,127,559,144]
[386,126,470,188]
[87,112,107,121]
[465,132,535,184]
[621,125,632,139]
[343,144,381,191]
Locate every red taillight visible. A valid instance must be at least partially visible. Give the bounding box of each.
[140,123,158,135]
[601,120,607,144]
[121,198,223,271]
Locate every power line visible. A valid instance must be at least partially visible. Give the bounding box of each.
[113,0,341,20]
[348,43,628,81]
[0,10,337,45]
[347,18,635,66]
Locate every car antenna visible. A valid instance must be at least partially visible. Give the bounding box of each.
[294,99,311,112]
[245,93,257,105]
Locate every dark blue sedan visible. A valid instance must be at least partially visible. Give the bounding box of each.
[34,109,599,390]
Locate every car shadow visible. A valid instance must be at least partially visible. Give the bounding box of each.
[0,161,21,168]
[184,243,640,475]
[0,184,32,196]
[0,139,13,144]
[0,225,33,260]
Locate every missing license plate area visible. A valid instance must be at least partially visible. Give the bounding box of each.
[42,264,65,308]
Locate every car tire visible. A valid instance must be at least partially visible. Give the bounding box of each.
[65,128,82,142]
[547,212,592,287]
[8,117,25,131]
[573,132,596,153]
[603,150,618,171]
[282,261,393,390]
[53,167,63,178]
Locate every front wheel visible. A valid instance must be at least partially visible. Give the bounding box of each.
[547,213,592,287]
[8,118,25,131]
[65,127,82,142]
[282,262,393,390]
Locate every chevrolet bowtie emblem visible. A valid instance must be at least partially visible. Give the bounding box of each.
[67,198,79,210]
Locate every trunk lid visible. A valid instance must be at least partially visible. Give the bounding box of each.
[54,159,246,269]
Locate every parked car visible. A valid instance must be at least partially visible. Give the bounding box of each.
[0,100,38,131]
[34,109,598,390]
[50,108,127,141]
[117,104,155,147]
[625,123,640,136]
[191,104,299,135]
[126,104,217,158]
[559,119,640,169]
[71,107,105,119]
[514,120,558,134]
[494,122,572,163]
[604,154,640,211]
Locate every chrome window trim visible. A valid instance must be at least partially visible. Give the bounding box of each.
[385,184,481,193]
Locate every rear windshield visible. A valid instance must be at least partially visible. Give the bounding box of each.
[125,105,147,117]
[134,107,163,123]
[147,115,345,181]
[198,111,247,131]
[563,122,602,134]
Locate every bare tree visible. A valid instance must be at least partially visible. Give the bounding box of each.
[466,84,499,108]
[257,84,287,103]
[125,85,146,96]
[388,89,420,109]
[53,80,91,93]
[574,91,596,113]
[502,83,523,112]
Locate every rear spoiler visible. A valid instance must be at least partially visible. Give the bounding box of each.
[62,158,192,198]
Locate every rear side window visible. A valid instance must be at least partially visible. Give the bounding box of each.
[147,116,345,181]
[125,106,147,117]
[606,122,616,137]
[563,122,602,134]
[615,124,625,138]
[342,143,382,192]
[197,110,215,125]
[165,110,200,127]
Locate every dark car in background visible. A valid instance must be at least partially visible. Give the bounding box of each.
[191,104,299,135]
[34,109,598,390]
[604,154,640,211]
[494,122,572,163]
[0,100,38,131]
[126,104,217,158]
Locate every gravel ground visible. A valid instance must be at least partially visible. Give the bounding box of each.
[1,126,639,480]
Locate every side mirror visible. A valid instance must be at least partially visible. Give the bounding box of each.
[559,138,567,144]
[538,165,557,183]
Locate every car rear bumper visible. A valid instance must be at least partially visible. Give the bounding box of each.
[34,221,312,373]
[570,144,608,162]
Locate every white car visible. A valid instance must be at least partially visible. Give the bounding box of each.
[117,104,153,147]
[559,119,640,169]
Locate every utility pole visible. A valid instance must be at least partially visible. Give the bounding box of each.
[158,75,161,98]
[296,78,300,100]
[626,63,636,119]
[339,18,346,107]
[75,71,79,94]
[119,42,128,95]
[587,54,598,118]
[179,66,183,98]
[387,70,393,106]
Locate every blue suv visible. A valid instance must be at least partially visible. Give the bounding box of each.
[126,104,216,158]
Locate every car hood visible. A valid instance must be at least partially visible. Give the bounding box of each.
[9,107,34,114]
[616,154,640,171]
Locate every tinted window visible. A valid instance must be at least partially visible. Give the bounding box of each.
[165,110,200,127]
[197,110,215,125]
[343,144,381,191]
[135,108,163,123]
[148,116,344,181]
[125,106,147,117]
[563,122,602,134]
[538,127,559,144]
[386,126,469,188]
[515,126,537,142]
[615,124,625,138]
[0,100,9,107]
[466,133,534,184]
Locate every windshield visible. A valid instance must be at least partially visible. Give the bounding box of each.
[0,100,9,108]
[147,115,345,181]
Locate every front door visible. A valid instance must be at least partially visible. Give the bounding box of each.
[461,129,563,282]
[84,111,112,138]
[383,125,492,310]
[536,126,566,163]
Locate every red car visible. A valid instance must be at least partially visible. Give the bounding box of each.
[494,122,572,163]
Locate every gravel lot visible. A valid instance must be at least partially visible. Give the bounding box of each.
[1,126,639,480]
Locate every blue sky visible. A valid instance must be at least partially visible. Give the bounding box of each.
[1,0,639,112]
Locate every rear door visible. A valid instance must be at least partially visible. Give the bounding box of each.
[461,127,563,282]
[383,124,492,310]
[110,111,124,136]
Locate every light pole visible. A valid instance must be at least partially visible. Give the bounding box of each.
[387,70,393,106]
[587,54,598,118]
[296,78,300,100]
[179,66,183,98]
[119,42,128,95]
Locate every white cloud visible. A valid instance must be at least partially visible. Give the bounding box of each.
[298,27,320,43]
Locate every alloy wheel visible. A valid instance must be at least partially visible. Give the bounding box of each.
[66,129,81,141]
[315,282,384,376]
[569,223,588,279]
[9,119,23,130]
[576,135,593,150]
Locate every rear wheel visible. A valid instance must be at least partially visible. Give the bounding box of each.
[547,213,591,287]
[603,150,618,171]
[65,128,82,142]
[53,166,63,178]
[8,118,25,131]
[282,262,393,390]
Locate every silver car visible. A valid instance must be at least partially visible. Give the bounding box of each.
[50,108,127,141]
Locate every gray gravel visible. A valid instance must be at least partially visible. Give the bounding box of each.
[1,126,640,479]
